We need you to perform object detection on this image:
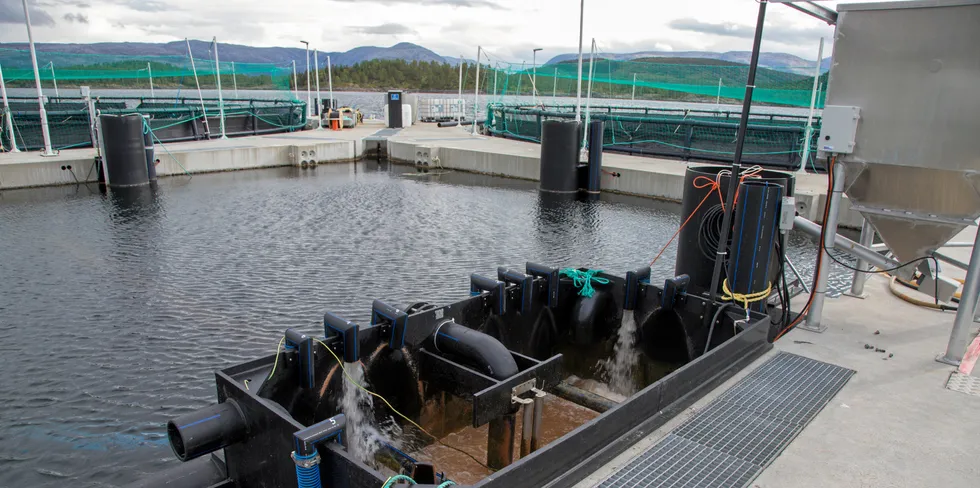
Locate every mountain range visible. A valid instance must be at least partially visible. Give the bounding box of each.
[0,40,827,73]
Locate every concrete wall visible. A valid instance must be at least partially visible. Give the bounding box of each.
[386,138,862,228]
[0,140,356,190]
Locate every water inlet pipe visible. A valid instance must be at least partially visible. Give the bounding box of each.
[526,262,560,308]
[625,266,651,311]
[324,312,360,363]
[167,400,248,462]
[497,267,533,314]
[431,320,518,380]
[471,274,506,315]
[285,328,316,389]
[552,382,617,413]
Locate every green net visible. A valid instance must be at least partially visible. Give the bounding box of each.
[486,104,823,171]
[482,57,827,108]
[1,47,304,152]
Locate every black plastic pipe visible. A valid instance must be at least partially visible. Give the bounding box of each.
[497,267,533,314]
[552,382,618,413]
[585,120,604,193]
[726,181,783,312]
[471,274,506,315]
[100,114,150,187]
[285,328,315,389]
[433,321,519,380]
[624,266,651,311]
[142,118,157,181]
[323,312,359,363]
[167,400,247,462]
[539,120,580,193]
[526,262,560,308]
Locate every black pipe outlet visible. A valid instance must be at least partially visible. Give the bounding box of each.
[167,400,247,462]
[100,114,150,187]
[432,320,519,380]
[294,414,346,456]
[470,274,505,315]
[373,300,409,349]
[497,267,533,314]
[323,312,359,363]
[661,275,691,312]
[585,120,604,193]
[285,328,315,389]
[526,262,559,308]
[624,266,651,311]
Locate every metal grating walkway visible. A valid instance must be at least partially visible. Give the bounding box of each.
[598,352,854,488]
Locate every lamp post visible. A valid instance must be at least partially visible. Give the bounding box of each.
[314,48,322,127]
[532,48,542,105]
[575,0,585,122]
[300,40,311,119]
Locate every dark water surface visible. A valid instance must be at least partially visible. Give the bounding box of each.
[0,163,829,487]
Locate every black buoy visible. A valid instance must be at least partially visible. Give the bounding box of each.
[726,180,783,312]
[675,165,793,296]
[100,114,150,187]
[142,116,157,181]
[539,120,580,193]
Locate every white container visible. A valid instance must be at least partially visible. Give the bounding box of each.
[383,104,413,128]
[417,98,465,122]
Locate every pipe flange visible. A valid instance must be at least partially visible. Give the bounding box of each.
[291,451,321,468]
[431,319,455,353]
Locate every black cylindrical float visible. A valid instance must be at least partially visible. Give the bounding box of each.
[142,117,157,181]
[167,400,247,462]
[585,120,604,193]
[539,120,580,193]
[100,114,150,187]
[674,165,794,296]
[726,180,783,312]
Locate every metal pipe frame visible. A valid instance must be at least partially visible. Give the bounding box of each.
[792,215,904,273]
[845,218,876,298]
[938,227,980,366]
[801,161,845,332]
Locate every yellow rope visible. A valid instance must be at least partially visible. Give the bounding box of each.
[721,279,773,310]
[266,336,286,380]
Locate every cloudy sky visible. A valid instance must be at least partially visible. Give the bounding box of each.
[0,0,886,62]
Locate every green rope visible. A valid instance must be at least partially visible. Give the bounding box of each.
[437,481,457,488]
[560,268,609,298]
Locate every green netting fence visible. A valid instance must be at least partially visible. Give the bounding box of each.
[486,103,824,171]
[0,47,307,152]
[481,57,827,108]
[2,96,307,151]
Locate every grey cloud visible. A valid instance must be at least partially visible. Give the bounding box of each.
[63,12,88,23]
[348,23,416,35]
[115,0,171,12]
[668,17,832,46]
[0,0,57,25]
[333,0,503,9]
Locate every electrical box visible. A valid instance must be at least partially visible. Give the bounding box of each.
[817,105,860,154]
[387,90,403,129]
[779,196,796,232]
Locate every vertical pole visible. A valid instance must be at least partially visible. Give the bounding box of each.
[327,56,333,113]
[50,62,59,98]
[532,49,539,105]
[303,42,311,119]
[186,38,211,138]
[292,60,299,100]
[582,39,596,150]
[147,62,155,97]
[231,61,238,98]
[314,48,322,127]
[800,37,825,175]
[631,73,636,101]
[706,0,768,305]
[493,67,498,98]
[212,38,227,139]
[716,78,722,107]
[803,160,844,332]
[574,0,585,122]
[472,46,481,135]
[940,228,980,365]
[847,218,875,297]
[81,86,97,151]
[553,67,558,99]
[22,0,55,155]
[487,412,517,469]
[457,56,464,124]
[0,63,20,152]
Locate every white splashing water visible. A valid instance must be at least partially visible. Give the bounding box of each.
[601,314,639,396]
[342,362,384,464]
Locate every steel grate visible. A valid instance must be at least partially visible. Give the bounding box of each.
[946,371,980,397]
[598,352,854,488]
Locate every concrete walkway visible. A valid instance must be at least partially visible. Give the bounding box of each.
[576,273,980,488]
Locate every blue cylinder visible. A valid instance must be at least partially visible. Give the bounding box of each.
[293,452,322,488]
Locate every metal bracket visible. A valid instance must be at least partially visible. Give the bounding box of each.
[771,1,838,25]
[511,378,536,400]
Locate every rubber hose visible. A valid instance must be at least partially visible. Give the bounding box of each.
[704,303,733,355]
